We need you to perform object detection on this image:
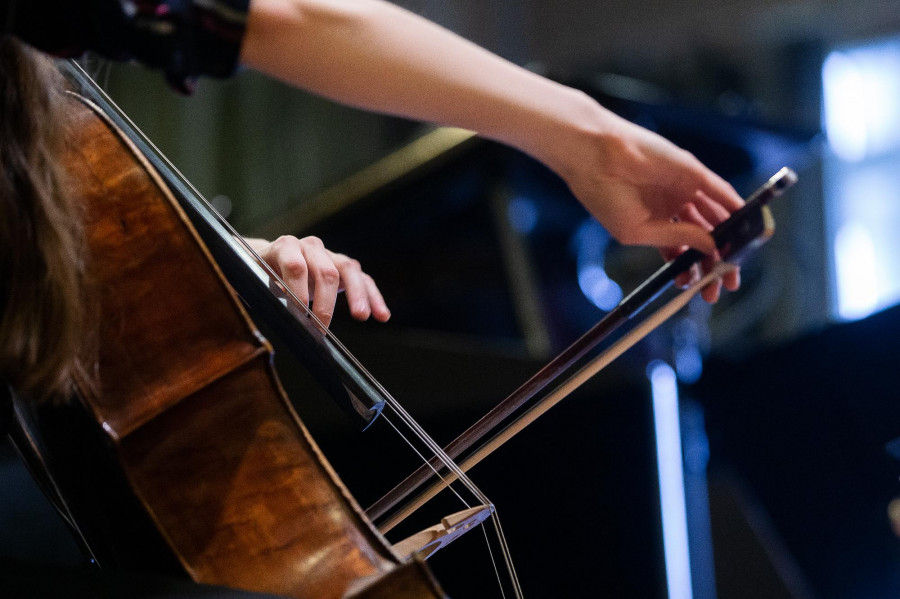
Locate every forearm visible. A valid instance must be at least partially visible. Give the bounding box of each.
[240,0,745,269]
[240,0,608,174]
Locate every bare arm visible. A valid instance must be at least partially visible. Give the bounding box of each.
[241,0,743,300]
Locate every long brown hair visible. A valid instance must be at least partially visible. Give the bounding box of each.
[0,37,85,402]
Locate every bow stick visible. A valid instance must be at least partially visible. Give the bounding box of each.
[369,167,798,532]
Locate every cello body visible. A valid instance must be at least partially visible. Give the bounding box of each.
[60,86,445,599]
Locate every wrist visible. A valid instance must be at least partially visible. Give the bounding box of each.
[519,86,624,183]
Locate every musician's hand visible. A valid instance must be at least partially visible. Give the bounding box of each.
[544,108,744,303]
[657,190,742,303]
[245,236,390,327]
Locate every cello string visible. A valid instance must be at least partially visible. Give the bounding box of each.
[381,404,525,598]
[379,392,489,502]
[382,413,473,510]
[384,407,525,598]
[490,509,524,598]
[480,522,509,599]
[491,513,523,599]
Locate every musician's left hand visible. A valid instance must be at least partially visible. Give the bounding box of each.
[245,235,391,327]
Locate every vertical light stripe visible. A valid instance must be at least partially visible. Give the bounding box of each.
[649,360,693,599]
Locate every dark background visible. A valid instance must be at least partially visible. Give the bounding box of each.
[5,1,900,598]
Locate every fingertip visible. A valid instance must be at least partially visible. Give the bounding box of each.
[362,275,390,323]
[315,309,333,329]
[696,232,717,256]
[724,268,741,292]
[702,280,722,304]
[288,286,310,311]
[350,299,372,321]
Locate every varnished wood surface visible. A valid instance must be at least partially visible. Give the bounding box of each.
[62,92,445,599]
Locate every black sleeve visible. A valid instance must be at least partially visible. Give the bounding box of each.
[2,0,251,93]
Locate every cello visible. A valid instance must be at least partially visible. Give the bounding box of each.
[12,60,449,599]
[10,55,795,598]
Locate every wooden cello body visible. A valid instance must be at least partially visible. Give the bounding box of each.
[60,84,445,598]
